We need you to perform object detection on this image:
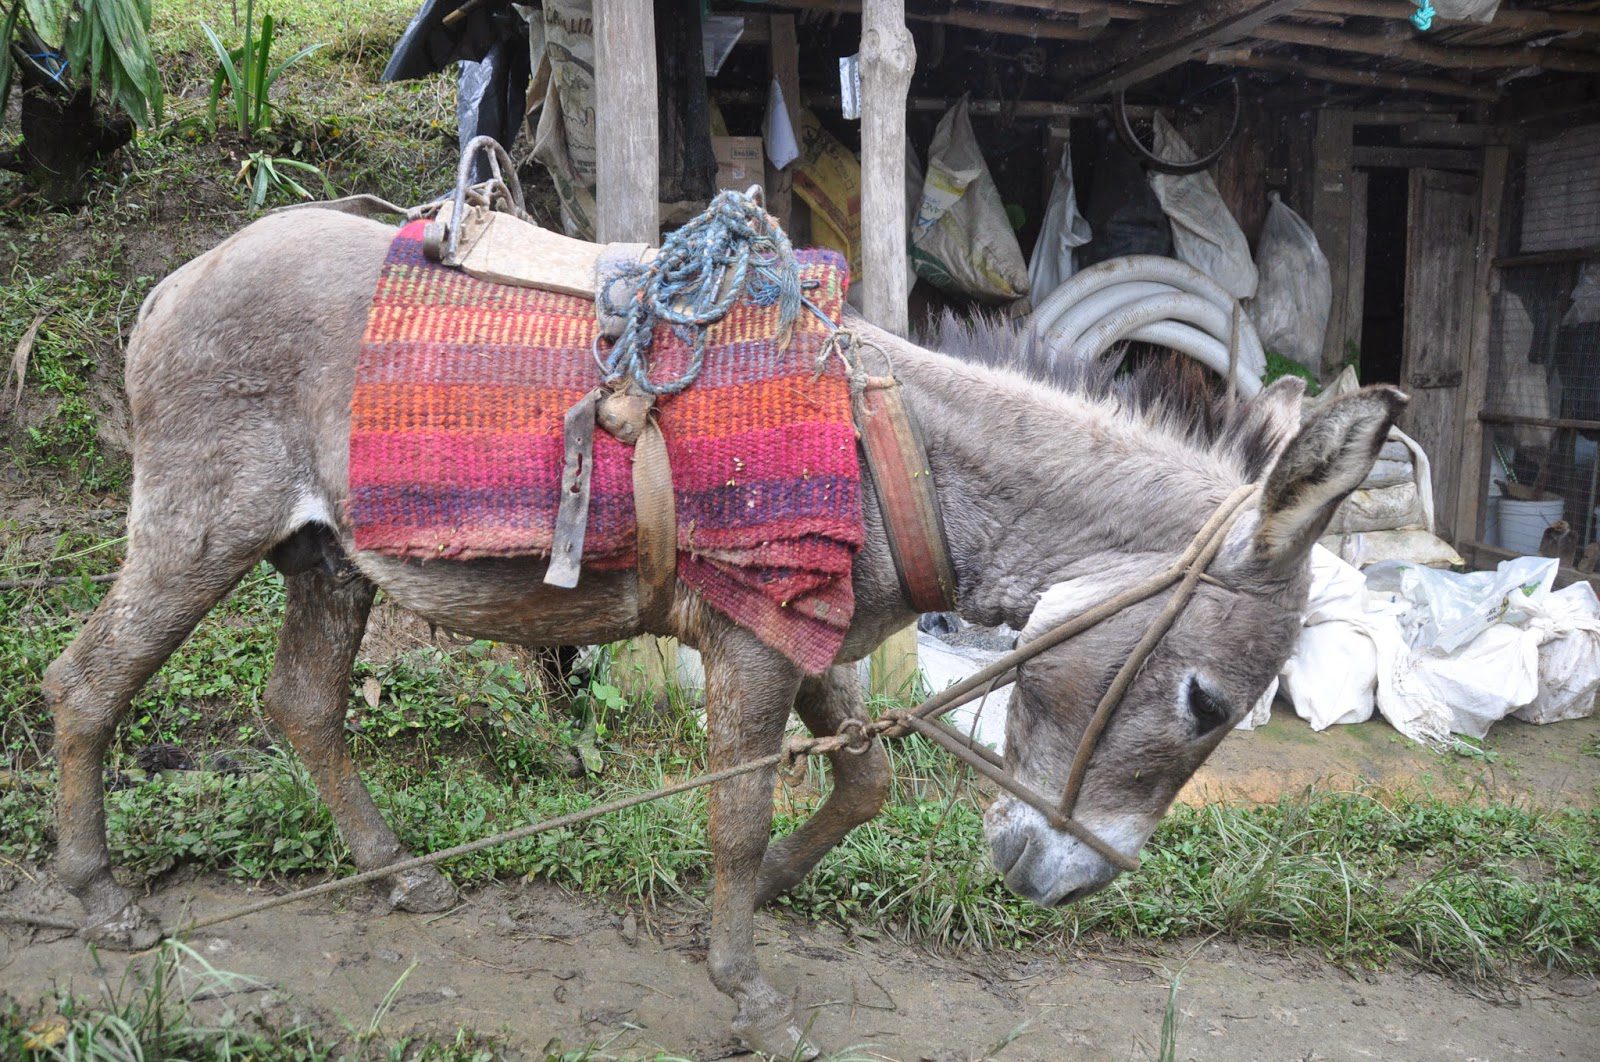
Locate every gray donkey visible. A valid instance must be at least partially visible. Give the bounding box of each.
[44,208,1403,1056]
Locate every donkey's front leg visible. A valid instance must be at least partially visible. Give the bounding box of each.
[701,634,811,1057]
[755,665,890,907]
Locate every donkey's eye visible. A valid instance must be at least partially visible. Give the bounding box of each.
[1186,678,1231,736]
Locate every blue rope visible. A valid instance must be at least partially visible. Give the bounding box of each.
[1410,0,1435,30]
[595,189,802,396]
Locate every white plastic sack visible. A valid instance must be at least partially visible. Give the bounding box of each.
[1375,556,1557,653]
[1027,139,1092,301]
[1326,483,1427,535]
[530,0,599,237]
[1280,547,1390,729]
[1148,114,1257,299]
[1234,676,1279,731]
[1320,529,1463,570]
[911,97,1031,303]
[1248,192,1330,371]
[1516,582,1600,724]
[1432,0,1501,22]
[1563,261,1600,326]
[1400,624,1539,740]
[1282,620,1380,729]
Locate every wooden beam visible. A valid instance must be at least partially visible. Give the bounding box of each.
[972,0,1150,22]
[778,0,1103,40]
[1351,144,1479,169]
[1397,120,1491,145]
[1251,22,1600,73]
[860,0,920,697]
[1492,245,1600,269]
[595,0,659,242]
[1454,146,1508,548]
[1311,108,1354,376]
[1059,0,1314,100]
[1224,53,1500,100]
[1303,0,1600,35]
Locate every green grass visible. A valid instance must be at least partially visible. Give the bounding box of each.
[1,574,1596,984]
[0,937,625,1061]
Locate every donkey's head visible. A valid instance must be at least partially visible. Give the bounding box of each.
[984,383,1406,906]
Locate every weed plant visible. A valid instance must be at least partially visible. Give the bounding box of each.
[1,570,1595,985]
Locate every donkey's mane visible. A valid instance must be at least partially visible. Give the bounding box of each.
[920,311,1288,483]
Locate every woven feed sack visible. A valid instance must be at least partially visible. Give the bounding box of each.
[1148,114,1257,299]
[910,96,1030,303]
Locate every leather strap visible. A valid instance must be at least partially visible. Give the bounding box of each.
[632,415,678,630]
[854,376,957,614]
[544,389,601,589]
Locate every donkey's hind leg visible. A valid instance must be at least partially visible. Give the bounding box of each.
[754,665,890,907]
[261,549,456,913]
[45,547,259,948]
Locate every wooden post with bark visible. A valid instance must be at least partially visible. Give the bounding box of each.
[859,0,921,699]
[594,0,660,244]
[595,0,675,697]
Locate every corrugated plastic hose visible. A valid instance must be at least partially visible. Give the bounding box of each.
[1030,255,1265,396]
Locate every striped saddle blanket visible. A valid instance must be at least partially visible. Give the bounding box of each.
[348,219,863,672]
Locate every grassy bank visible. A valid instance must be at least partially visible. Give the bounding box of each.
[3,567,1598,984]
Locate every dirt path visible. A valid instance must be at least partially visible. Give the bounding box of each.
[4,874,1594,1060]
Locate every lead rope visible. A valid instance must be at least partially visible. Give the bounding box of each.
[0,487,1258,938]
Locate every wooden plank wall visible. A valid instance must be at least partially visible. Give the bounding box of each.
[1454,146,1512,546]
[1311,108,1356,377]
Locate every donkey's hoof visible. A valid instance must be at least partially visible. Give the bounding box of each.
[78,901,162,951]
[734,1005,822,1061]
[387,866,457,914]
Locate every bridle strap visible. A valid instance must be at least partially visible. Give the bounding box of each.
[1056,482,1259,819]
[876,482,1260,874]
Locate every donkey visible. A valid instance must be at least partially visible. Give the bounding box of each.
[44,208,1402,1056]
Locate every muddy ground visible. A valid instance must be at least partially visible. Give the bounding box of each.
[4,873,1597,1061]
[5,710,1597,1060]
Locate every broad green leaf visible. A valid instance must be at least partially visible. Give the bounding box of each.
[22,0,68,45]
[0,1,24,113]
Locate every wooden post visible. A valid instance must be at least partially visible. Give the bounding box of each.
[859,0,920,700]
[764,14,801,230]
[1454,145,1511,550]
[596,1,674,696]
[1311,109,1354,377]
[594,0,659,244]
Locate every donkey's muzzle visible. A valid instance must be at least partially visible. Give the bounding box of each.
[984,795,1123,907]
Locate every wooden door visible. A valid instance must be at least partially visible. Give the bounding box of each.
[1401,168,1478,543]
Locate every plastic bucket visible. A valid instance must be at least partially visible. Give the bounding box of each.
[1485,480,1502,547]
[1497,497,1565,556]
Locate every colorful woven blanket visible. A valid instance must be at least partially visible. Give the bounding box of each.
[349,220,863,672]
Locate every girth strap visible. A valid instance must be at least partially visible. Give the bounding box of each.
[632,416,678,630]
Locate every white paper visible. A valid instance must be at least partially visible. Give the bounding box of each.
[839,54,861,120]
[763,79,799,170]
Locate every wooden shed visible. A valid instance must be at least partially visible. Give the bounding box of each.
[575,0,1600,608]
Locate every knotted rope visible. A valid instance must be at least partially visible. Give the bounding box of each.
[595,189,801,396]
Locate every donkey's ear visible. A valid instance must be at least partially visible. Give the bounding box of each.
[1236,377,1307,478]
[1253,385,1408,569]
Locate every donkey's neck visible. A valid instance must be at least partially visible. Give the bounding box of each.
[879,329,1242,629]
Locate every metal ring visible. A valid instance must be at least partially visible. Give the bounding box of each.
[836,719,874,755]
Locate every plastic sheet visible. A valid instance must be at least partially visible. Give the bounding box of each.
[1147,114,1257,299]
[1248,193,1330,371]
[1279,551,1600,742]
[1027,139,1092,302]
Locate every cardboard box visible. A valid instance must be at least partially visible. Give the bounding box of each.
[713,136,765,194]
